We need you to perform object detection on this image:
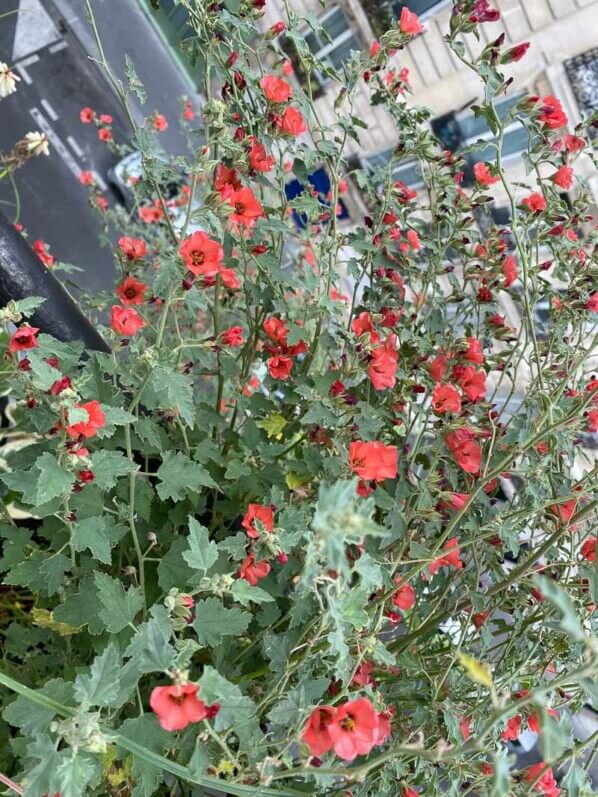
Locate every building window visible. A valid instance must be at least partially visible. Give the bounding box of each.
[282,7,360,96]
[565,47,598,137]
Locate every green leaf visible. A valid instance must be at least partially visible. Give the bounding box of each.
[193,597,251,646]
[156,451,218,502]
[74,643,122,707]
[89,449,136,490]
[53,577,104,635]
[4,551,71,596]
[230,580,275,607]
[491,751,513,796]
[54,751,101,797]
[198,666,262,749]
[3,679,73,735]
[116,715,172,797]
[125,605,175,674]
[534,575,584,641]
[71,517,112,564]
[183,517,218,572]
[157,536,194,590]
[142,366,195,428]
[95,572,144,633]
[125,53,147,104]
[33,453,75,503]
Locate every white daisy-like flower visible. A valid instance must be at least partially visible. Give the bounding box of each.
[25,131,50,157]
[0,62,20,99]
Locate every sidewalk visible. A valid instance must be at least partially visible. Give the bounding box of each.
[41,0,202,154]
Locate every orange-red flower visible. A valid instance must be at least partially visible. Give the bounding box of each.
[118,236,147,260]
[248,141,275,172]
[349,440,397,481]
[502,255,518,288]
[260,75,292,103]
[275,106,308,136]
[239,553,271,585]
[525,763,560,797]
[446,428,481,473]
[474,162,499,187]
[179,231,223,277]
[581,536,596,562]
[111,306,145,336]
[225,186,265,229]
[9,325,39,353]
[393,581,416,610]
[521,192,547,213]
[368,341,398,390]
[399,7,423,35]
[551,165,573,190]
[117,276,148,305]
[221,326,244,346]
[538,96,568,129]
[268,355,293,380]
[242,503,274,539]
[327,697,386,761]
[429,537,463,575]
[458,366,486,402]
[432,383,461,414]
[150,683,207,731]
[263,316,289,345]
[301,706,337,756]
[66,400,106,439]
[464,337,484,364]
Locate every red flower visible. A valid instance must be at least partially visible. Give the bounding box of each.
[111,306,145,337]
[268,355,293,380]
[99,114,113,124]
[263,316,289,345]
[370,40,381,57]
[225,186,265,229]
[80,107,94,123]
[117,276,148,306]
[469,0,500,23]
[98,127,112,142]
[139,203,164,223]
[368,341,398,390]
[502,254,518,288]
[403,789,420,797]
[118,236,147,260]
[525,763,560,797]
[564,134,585,152]
[78,469,95,484]
[551,165,573,190]
[393,581,416,610]
[399,6,423,35]
[351,660,375,687]
[214,164,242,194]
[9,325,39,353]
[260,75,292,103]
[429,537,463,575]
[474,162,499,187]
[248,142,275,172]
[429,353,449,381]
[349,440,397,482]
[275,106,308,136]
[183,101,194,121]
[239,554,271,585]
[550,499,577,526]
[459,717,471,740]
[219,267,241,290]
[587,408,598,432]
[445,492,469,510]
[179,231,223,276]
[502,42,530,63]
[446,429,481,474]
[458,366,486,402]
[538,96,568,130]
[302,706,337,756]
[242,503,274,539]
[50,376,72,396]
[581,536,596,562]
[153,113,168,132]
[221,326,244,346]
[464,337,484,364]
[150,683,207,731]
[501,715,522,741]
[406,229,421,250]
[327,697,385,761]
[432,384,462,414]
[33,239,56,267]
[66,400,106,439]
[521,192,547,213]
[269,21,286,36]
[585,293,598,312]
[352,311,380,343]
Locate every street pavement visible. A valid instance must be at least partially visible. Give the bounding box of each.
[0,0,201,294]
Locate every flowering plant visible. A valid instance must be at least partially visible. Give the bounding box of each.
[0,2,596,796]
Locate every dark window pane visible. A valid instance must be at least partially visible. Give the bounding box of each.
[327,36,360,69]
[323,7,350,39]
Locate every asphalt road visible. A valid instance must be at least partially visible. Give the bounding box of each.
[0,0,129,293]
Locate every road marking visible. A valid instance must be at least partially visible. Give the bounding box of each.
[67,136,84,158]
[49,41,68,54]
[17,53,40,68]
[13,0,60,61]
[92,171,108,191]
[29,107,81,180]
[40,98,58,121]
[14,63,32,84]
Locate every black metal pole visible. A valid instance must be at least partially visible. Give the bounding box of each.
[0,211,109,353]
